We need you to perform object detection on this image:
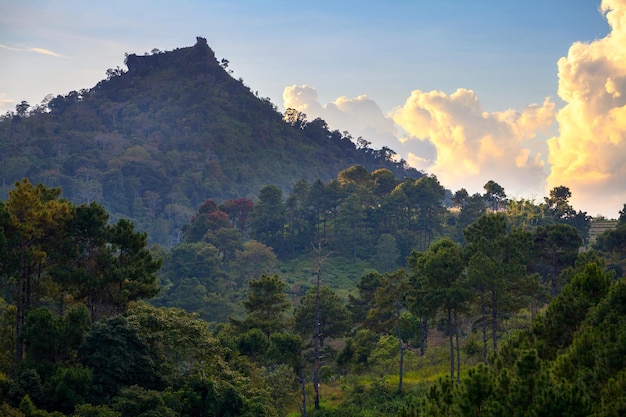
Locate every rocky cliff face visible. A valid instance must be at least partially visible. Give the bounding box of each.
[125,37,217,77]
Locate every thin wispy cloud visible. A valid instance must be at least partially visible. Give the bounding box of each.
[0,95,14,108]
[0,44,21,52]
[28,47,65,58]
[0,44,66,58]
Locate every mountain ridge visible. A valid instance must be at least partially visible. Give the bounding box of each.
[0,37,422,245]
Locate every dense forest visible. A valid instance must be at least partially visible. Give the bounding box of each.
[1,174,625,416]
[1,38,626,416]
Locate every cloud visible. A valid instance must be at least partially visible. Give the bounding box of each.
[283,84,436,164]
[0,43,65,58]
[546,0,626,217]
[283,85,397,144]
[0,93,15,113]
[282,85,323,117]
[391,88,555,197]
[0,44,21,52]
[283,84,555,200]
[27,47,65,58]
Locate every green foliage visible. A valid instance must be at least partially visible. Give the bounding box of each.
[264,364,298,417]
[408,238,467,380]
[0,402,25,417]
[123,303,223,385]
[249,185,286,253]
[531,223,582,297]
[0,60,619,415]
[348,270,383,331]
[266,331,302,370]
[463,213,538,360]
[532,262,613,361]
[23,308,62,368]
[240,274,290,338]
[79,315,158,399]
[293,286,351,345]
[237,328,270,360]
[72,404,121,417]
[46,365,92,414]
[594,222,626,276]
[336,329,379,374]
[111,385,176,417]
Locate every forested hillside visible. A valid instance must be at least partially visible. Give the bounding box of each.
[0,37,420,246]
[150,166,603,325]
[2,174,625,416]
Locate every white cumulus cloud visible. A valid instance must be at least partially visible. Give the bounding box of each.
[547,0,626,218]
[283,84,436,165]
[391,88,555,198]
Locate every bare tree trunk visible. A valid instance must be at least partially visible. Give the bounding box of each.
[420,318,428,356]
[481,294,488,364]
[16,272,25,361]
[492,290,498,352]
[396,286,403,392]
[455,308,461,383]
[312,242,325,411]
[447,306,454,380]
[551,252,558,297]
[300,349,307,417]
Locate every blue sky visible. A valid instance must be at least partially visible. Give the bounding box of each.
[1,0,625,218]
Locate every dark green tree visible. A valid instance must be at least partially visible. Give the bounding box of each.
[408,238,467,381]
[348,270,383,331]
[594,222,626,277]
[105,219,162,314]
[337,165,371,187]
[532,262,613,361]
[483,180,506,211]
[284,179,313,257]
[79,315,158,400]
[531,223,582,297]
[454,193,486,242]
[0,179,72,361]
[229,240,277,289]
[394,175,446,251]
[162,241,224,294]
[249,185,286,254]
[367,269,410,391]
[464,213,537,358]
[293,286,351,347]
[452,188,469,209]
[240,274,290,339]
[544,186,591,244]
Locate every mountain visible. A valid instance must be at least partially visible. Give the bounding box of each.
[0,37,421,245]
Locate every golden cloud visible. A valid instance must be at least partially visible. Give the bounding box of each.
[547,0,626,217]
[391,88,554,197]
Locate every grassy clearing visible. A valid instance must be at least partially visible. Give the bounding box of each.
[284,343,468,416]
[280,254,374,301]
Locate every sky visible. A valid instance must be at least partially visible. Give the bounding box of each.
[1,0,624,218]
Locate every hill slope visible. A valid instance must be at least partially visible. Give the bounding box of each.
[0,37,421,245]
